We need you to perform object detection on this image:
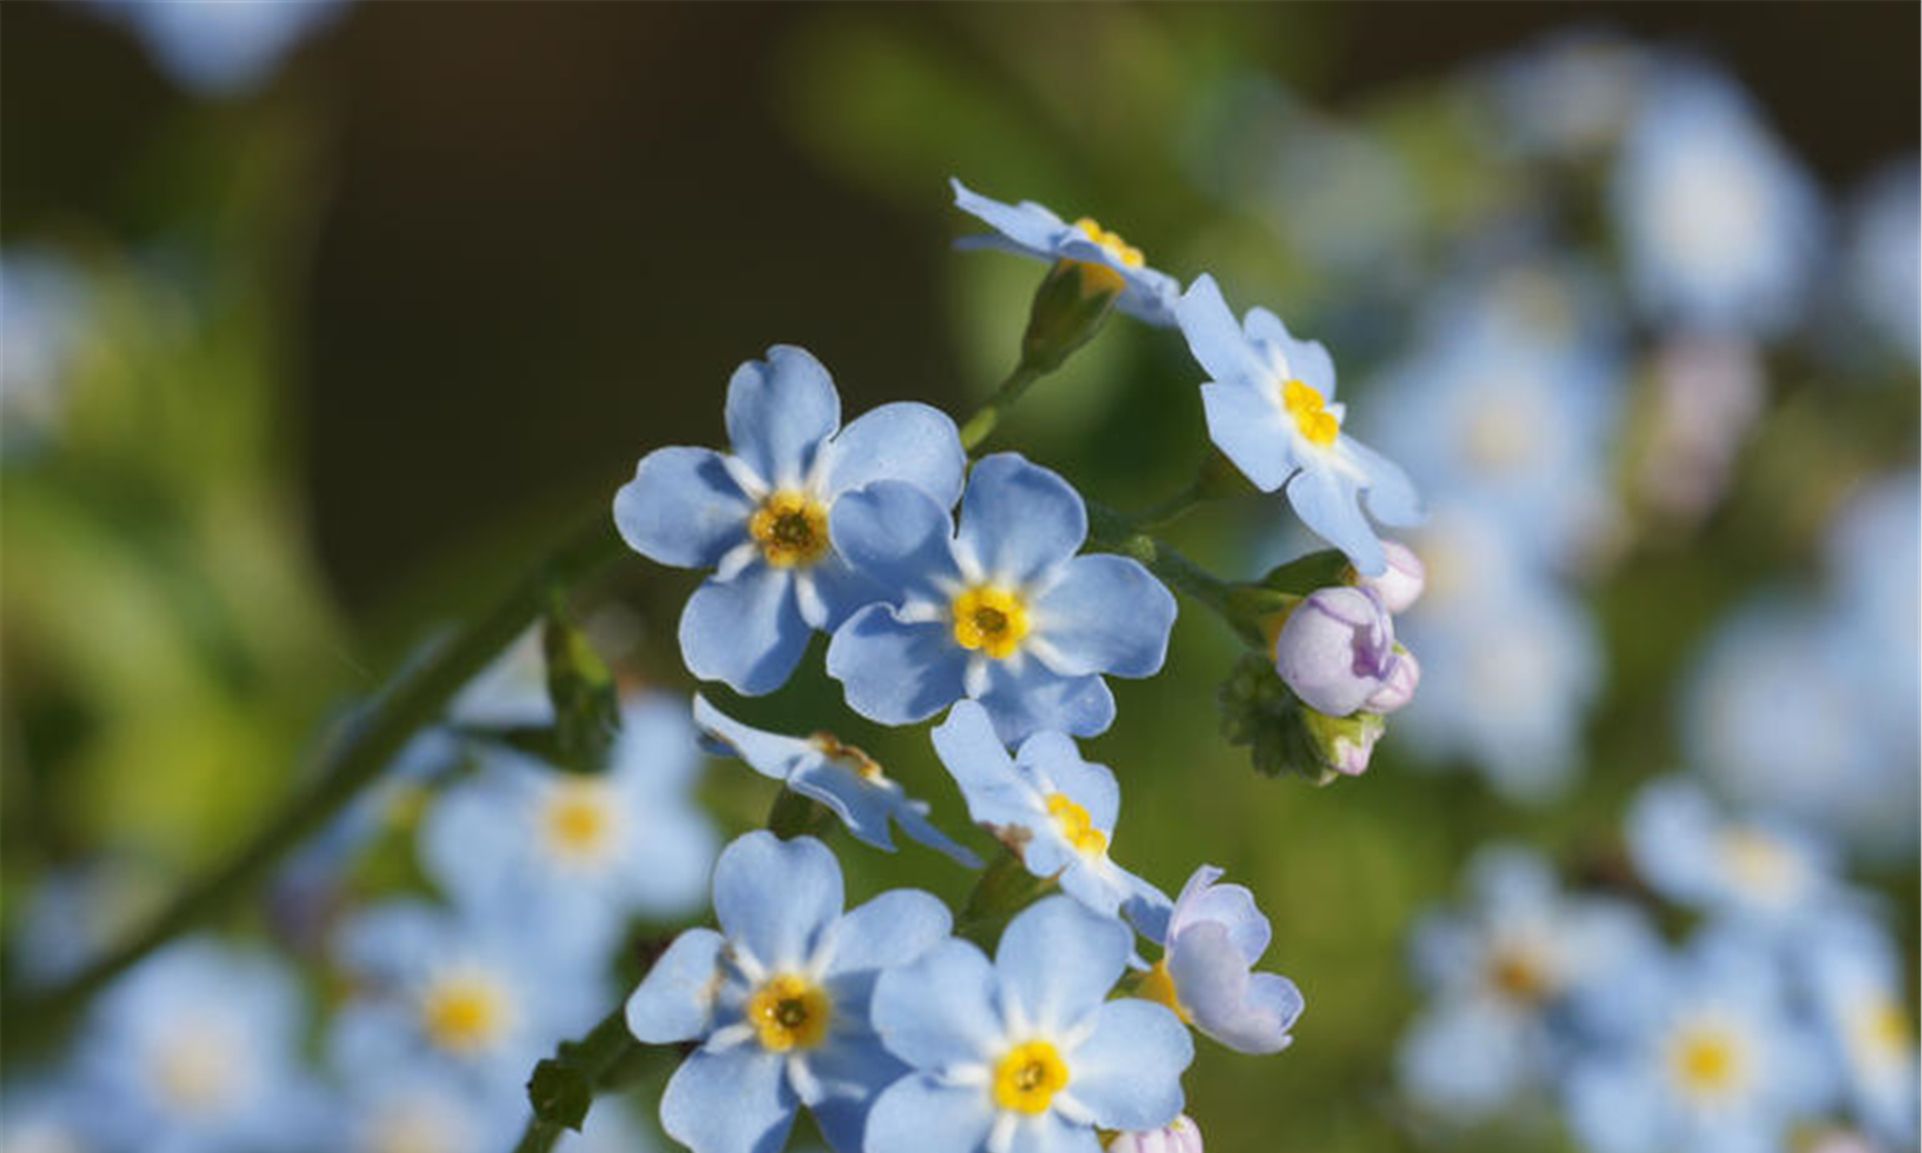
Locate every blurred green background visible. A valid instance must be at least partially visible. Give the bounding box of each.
[2,5,1916,1152]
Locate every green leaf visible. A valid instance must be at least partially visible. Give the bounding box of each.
[527,1058,593,1132]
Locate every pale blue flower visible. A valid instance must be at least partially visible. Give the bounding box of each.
[334,1067,520,1153]
[0,249,88,454]
[1824,472,1921,750]
[615,345,966,695]
[691,695,979,867]
[625,831,950,1153]
[1626,778,1839,934]
[1612,59,1824,338]
[867,896,1194,1153]
[419,694,718,957]
[1842,159,1920,367]
[826,454,1175,744]
[1484,29,1650,160]
[0,1081,106,1153]
[9,859,164,990]
[1139,865,1304,1055]
[1175,274,1421,575]
[949,179,1182,326]
[83,0,346,97]
[931,701,1169,932]
[72,938,325,1153]
[1796,913,1919,1149]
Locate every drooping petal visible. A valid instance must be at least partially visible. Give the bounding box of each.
[995,898,1132,1033]
[613,446,754,570]
[660,1045,797,1153]
[826,608,969,727]
[950,178,1071,254]
[692,694,814,784]
[1344,437,1425,527]
[1284,464,1386,576]
[955,455,1088,586]
[1166,922,1302,1055]
[864,1074,998,1153]
[724,345,841,491]
[828,481,964,606]
[974,659,1116,745]
[1065,999,1194,1132]
[821,402,966,509]
[823,889,953,978]
[712,832,843,974]
[1176,274,1267,386]
[678,567,812,697]
[1199,382,1293,493]
[871,939,1005,1070]
[1030,555,1176,679]
[625,928,726,1044]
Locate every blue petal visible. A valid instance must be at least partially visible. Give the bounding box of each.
[625,928,726,1044]
[618,799,718,918]
[612,446,753,570]
[1064,999,1193,1131]
[1017,732,1118,832]
[1244,308,1337,398]
[1284,463,1386,576]
[1344,438,1424,527]
[1031,555,1174,679]
[1168,923,1300,1054]
[931,701,1018,793]
[995,897,1131,1032]
[724,345,841,490]
[828,481,964,605]
[801,1036,911,1152]
[822,402,967,509]
[1114,267,1184,329]
[1016,1112,1104,1153]
[1176,275,1266,386]
[824,889,953,979]
[803,554,892,632]
[712,832,844,973]
[950,178,1069,255]
[660,1046,797,1153]
[788,760,903,852]
[679,567,812,697]
[692,694,813,784]
[892,803,985,868]
[826,608,969,727]
[864,1074,997,1153]
[1169,867,1270,964]
[1199,382,1292,492]
[975,659,1116,745]
[955,455,1088,586]
[871,939,1003,1070]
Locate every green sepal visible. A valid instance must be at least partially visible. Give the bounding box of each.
[1020,260,1118,373]
[540,593,621,773]
[1254,549,1354,597]
[527,1058,593,1133]
[1217,652,1384,783]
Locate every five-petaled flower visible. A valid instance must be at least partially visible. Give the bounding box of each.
[625,832,951,1153]
[1175,274,1422,575]
[867,896,1194,1153]
[614,345,967,695]
[826,453,1177,745]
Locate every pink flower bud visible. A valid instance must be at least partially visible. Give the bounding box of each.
[1358,539,1426,614]
[1364,649,1420,715]
[1107,1115,1204,1153]
[1274,587,1398,716]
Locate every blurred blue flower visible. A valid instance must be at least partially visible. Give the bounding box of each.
[1483,30,1650,160]
[949,179,1182,326]
[624,832,950,1153]
[73,938,325,1153]
[84,0,346,97]
[0,249,88,454]
[866,896,1194,1153]
[1824,471,1922,742]
[419,695,718,957]
[0,1081,106,1153]
[9,859,165,990]
[1138,865,1304,1056]
[1611,58,1824,338]
[614,345,966,696]
[692,695,979,866]
[1796,913,1919,1149]
[1626,777,1840,934]
[1175,274,1421,575]
[930,701,1168,931]
[1562,926,1834,1153]
[1842,159,1921,367]
[826,454,1175,744]
[328,900,608,1097]
[335,1067,520,1153]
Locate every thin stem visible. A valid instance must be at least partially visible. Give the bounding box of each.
[1132,479,1207,533]
[1084,498,1254,644]
[512,1007,643,1153]
[0,514,630,1060]
[958,362,1044,453]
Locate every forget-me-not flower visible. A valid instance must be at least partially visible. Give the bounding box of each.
[692,694,979,866]
[1175,274,1421,575]
[950,179,1182,326]
[1797,913,1919,1149]
[625,831,951,1153]
[334,1067,520,1153]
[1626,777,1838,933]
[615,345,966,696]
[867,895,1194,1153]
[1135,865,1304,1055]
[932,700,1169,931]
[827,454,1175,744]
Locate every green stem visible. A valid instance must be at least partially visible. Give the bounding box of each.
[953,846,1056,948]
[1084,499,1256,645]
[513,1007,644,1153]
[958,363,1044,453]
[0,514,629,1060]
[1133,479,1207,533]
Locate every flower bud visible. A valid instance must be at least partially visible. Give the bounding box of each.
[1106,1115,1204,1153]
[1363,648,1420,715]
[1021,259,1118,372]
[1353,539,1425,614]
[1327,716,1384,776]
[1218,653,1388,784]
[1273,587,1398,717]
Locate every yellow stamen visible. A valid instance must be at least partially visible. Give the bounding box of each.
[1667,1022,1748,1100]
[1045,793,1108,856]
[993,1039,1071,1114]
[809,733,886,781]
[1282,380,1340,447]
[420,973,513,1055]
[1069,216,1144,294]
[1136,958,1192,1024]
[1719,829,1798,900]
[542,779,617,863]
[1853,998,1914,1060]
[1485,946,1552,1003]
[748,491,830,569]
[151,1034,237,1113]
[746,974,833,1052]
[951,586,1031,660]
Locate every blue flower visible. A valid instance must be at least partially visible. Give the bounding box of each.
[72,938,325,1153]
[1626,777,1839,935]
[335,1067,521,1153]
[1843,160,1920,368]
[949,179,1182,326]
[1483,30,1649,161]
[0,248,88,454]
[328,900,609,1096]
[1174,274,1421,575]
[825,454,1175,745]
[1797,913,1919,1149]
[624,831,951,1153]
[614,345,967,696]
[1,1081,106,1153]
[82,0,347,97]
[692,695,980,867]
[1136,865,1304,1056]
[931,700,1169,931]
[866,896,1194,1153]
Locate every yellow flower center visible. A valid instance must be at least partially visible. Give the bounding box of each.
[1718,829,1799,901]
[1852,998,1914,1063]
[1070,216,1144,294]
[1666,1022,1749,1101]
[951,586,1031,659]
[419,973,514,1055]
[1485,944,1553,1004]
[1282,380,1340,447]
[809,733,886,781]
[992,1039,1071,1115]
[151,1033,238,1113]
[541,779,618,864]
[1045,793,1108,856]
[746,974,833,1052]
[748,491,830,569]
[1136,958,1192,1024]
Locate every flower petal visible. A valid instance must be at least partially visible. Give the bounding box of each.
[1245,308,1337,398]
[1199,382,1292,493]
[1016,732,1119,832]
[864,1074,998,1153]
[660,1045,797,1153]
[724,345,841,490]
[625,928,726,1044]
[801,1036,912,1152]
[712,832,844,973]
[678,567,812,698]
[823,889,953,979]
[1176,274,1267,386]
[955,455,1088,586]
[692,694,814,784]
[871,939,1004,1070]
[1065,999,1193,1131]
[613,446,754,570]
[829,480,964,605]
[995,897,1131,1033]
[951,178,1070,254]
[974,659,1116,745]
[822,402,966,509]
[1284,463,1386,576]
[1031,555,1175,679]
[1169,867,1271,965]
[826,607,969,727]
[1344,437,1425,527]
